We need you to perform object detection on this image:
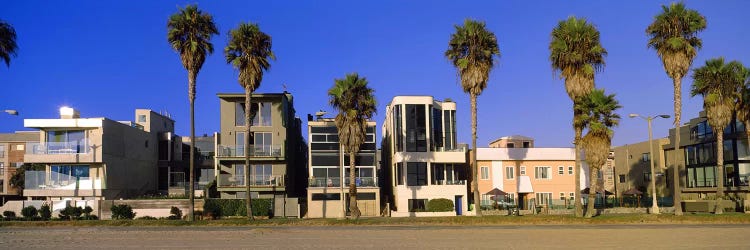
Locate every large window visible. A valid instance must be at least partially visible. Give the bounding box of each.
[480,166,489,180]
[235,102,272,126]
[505,166,514,179]
[46,130,87,153]
[405,104,427,152]
[407,162,427,186]
[535,166,550,180]
[443,110,456,150]
[50,165,90,187]
[431,107,443,151]
[535,193,552,205]
[394,105,403,152]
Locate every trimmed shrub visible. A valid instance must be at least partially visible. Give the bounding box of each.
[82,206,94,220]
[59,206,83,220]
[203,199,273,218]
[39,204,52,220]
[169,206,183,220]
[111,204,136,220]
[21,206,38,220]
[3,211,16,219]
[136,216,158,220]
[427,198,454,212]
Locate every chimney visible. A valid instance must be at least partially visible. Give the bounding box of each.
[59,107,80,119]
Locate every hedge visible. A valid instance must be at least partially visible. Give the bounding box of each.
[203,199,273,218]
[427,198,454,212]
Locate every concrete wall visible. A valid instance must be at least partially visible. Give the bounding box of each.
[392,184,467,217]
[614,138,671,198]
[101,119,158,198]
[306,187,380,218]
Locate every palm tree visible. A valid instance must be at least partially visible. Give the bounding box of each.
[445,19,500,216]
[577,89,621,218]
[646,2,706,215]
[691,58,747,214]
[225,22,275,220]
[1,19,18,68]
[328,73,377,219]
[738,77,750,154]
[167,4,218,222]
[549,16,607,217]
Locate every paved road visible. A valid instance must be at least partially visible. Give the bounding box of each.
[2,224,749,249]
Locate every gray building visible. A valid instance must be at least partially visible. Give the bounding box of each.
[213,93,306,215]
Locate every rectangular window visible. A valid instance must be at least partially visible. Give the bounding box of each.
[505,166,514,179]
[535,166,550,180]
[506,143,515,148]
[394,105,403,152]
[234,164,245,186]
[408,199,427,212]
[559,192,565,201]
[558,166,564,175]
[569,192,575,200]
[432,163,445,185]
[312,193,341,201]
[619,174,625,183]
[642,153,650,162]
[396,162,404,186]
[520,166,526,176]
[568,166,573,175]
[644,172,652,182]
[49,165,90,187]
[535,193,552,205]
[522,141,530,148]
[431,107,443,151]
[480,166,489,180]
[235,102,273,126]
[405,104,427,152]
[138,115,146,122]
[407,162,427,186]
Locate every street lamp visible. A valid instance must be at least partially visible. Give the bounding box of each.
[629,113,670,215]
[3,110,18,116]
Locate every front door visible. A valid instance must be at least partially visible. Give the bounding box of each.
[455,195,462,215]
[518,193,526,210]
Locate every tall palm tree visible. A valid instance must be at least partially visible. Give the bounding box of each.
[445,19,500,216]
[1,19,18,67]
[736,71,750,159]
[328,73,377,219]
[691,58,746,214]
[647,2,706,215]
[550,16,607,217]
[577,89,621,218]
[167,5,218,221]
[225,22,275,220]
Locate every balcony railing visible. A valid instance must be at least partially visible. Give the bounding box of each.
[432,147,466,152]
[216,144,282,157]
[24,171,102,190]
[218,174,284,187]
[432,179,467,185]
[309,177,377,187]
[26,141,90,155]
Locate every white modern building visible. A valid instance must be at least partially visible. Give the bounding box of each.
[381,96,469,217]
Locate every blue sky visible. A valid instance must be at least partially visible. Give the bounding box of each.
[1,1,748,147]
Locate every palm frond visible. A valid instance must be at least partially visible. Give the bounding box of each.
[549,16,607,101]
[646,2,706,79]
[445,19,501,95]
[0,20,18,67]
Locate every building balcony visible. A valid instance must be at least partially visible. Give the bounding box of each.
[23,170,103,197]
[216,144,283,158]
[308,177,378,188]
[24,141,99,163]
[217,174,285,188]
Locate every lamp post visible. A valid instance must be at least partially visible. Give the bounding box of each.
[629,113,670,214]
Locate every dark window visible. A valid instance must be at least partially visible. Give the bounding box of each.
[407,162,427,186]
[523,141,530,148]
[358,192,376,200]
[432,163,445,184]
[312,193,341,201]
[396,162,403,185]
[344,154,375,166]
[431,107,443,151]
[311,126,338,133]
[506,143,515,148]
[394,105,403,152]
[643,172,652,182]
[366,126,375,133]
[311,143,340,151]
[618,174,625,183]
[408,199,427,212]
[405,104,427,152]
[158,140,169,160]
[443,110,452,149]
[311,153,340,166]
[311,135,327,142]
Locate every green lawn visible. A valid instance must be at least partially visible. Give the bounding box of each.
[3,213,750,227]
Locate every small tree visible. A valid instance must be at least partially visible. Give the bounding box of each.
[59,205,83,220]
[82,206,94,220]
[111,204,136,220]
[39,204,52,220]
[169,206,183,220]
[21,206,38,220]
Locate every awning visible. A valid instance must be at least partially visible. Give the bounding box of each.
[518,176,533,193]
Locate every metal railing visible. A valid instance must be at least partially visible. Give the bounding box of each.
[432,147,466,152]
[216,144,282,157]
[218,174,284,187]
[431,179,466,185]
[309,177,378,187]
[24,170,102,190]
[26,141,90,155]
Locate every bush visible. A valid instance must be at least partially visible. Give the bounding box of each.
[111,204,136,220]
[39,204,52,220]
[3,211,17,219]
[168,206,183,220]
[21,206,38,220]
[59,206,83,220]
[203,199,273,218]
[136,216,158,220]
[82,206,94,220]
[205,180,219,198]
[427,198,454,212]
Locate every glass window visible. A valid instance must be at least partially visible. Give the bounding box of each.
[432,163,445,185]
[235,102,271,126]
[396,162,404,185]
[559,193,565,200]
[405,104,427,152]
[431,107,443,151]
[558,166,564,175]
[738,162,750,186]
[535,193,552,205]
[738,138,749,160]
[480,166,489,179]
[406,162,427,186]
[505,166,514,179]
[138,115,146,122]
[642,153,650,162]
[260,102,272,126]
[520,166,526,176]
[535,167,550,180]
[568,166,573,175]
[619,174,625,183]
[394,105,403,152]
[643,172,651,182]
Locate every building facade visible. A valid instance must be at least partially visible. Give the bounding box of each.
[488,135,534,148]
[22,107,180,201]
[306,117,379,218]
[613,138,671,199]
[213,93,306,215]
[0,131,38,203]
[476,147,587,210]
[381,96,469,217]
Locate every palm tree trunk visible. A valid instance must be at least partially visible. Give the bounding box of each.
[349,151,360,219]
[585,167,597,218]
[715,130,725,214]
[471,93,481,216]
[245,88,254,220]
[188,70,196,222]
[574,122,583,217]
[672,77,683,216]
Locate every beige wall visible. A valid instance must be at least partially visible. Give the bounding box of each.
[489,138,534,148]
[614,138,670,198]
[306,188,380,218]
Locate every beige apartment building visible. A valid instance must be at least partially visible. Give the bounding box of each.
[306,117,379,218]
[213,93,306,217]
[488,135,534,148]
[0,131,38,203]
[613,138,671,199]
